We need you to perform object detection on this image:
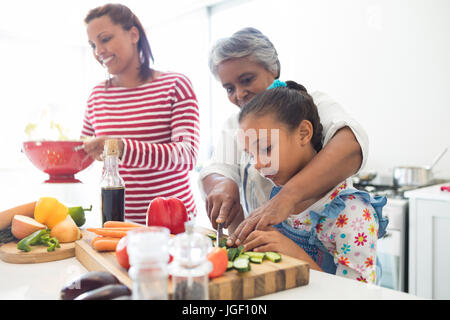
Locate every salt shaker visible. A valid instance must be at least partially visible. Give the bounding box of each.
[168,222,212,300]
[127,227,170,300]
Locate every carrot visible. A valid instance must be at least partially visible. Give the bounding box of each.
[86,228,128,238]
[0,201,36,230]
[92,238,120,252]
[91,236,121,246]
[103,221,144,228]
[91,227,142,231]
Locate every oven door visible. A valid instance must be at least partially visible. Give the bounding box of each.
[377,229,403,291]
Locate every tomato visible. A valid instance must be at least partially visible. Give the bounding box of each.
[146,197,188,235]
[115,235,130,270]
[207,247,228,279]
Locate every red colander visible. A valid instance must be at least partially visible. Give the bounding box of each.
[22,140,94,183]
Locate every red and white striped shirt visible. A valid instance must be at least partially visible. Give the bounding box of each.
[82,72,200,224]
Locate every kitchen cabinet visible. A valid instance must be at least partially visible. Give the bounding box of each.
[405,183,450,299]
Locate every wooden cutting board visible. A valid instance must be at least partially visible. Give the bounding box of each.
[0,241,75,264]
[75,228,310,300]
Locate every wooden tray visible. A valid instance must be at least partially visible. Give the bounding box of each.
[0,241,75,264]
[75,228,310,300]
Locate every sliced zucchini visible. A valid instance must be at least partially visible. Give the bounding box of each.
[206,232,217,240]
[245,251,266,260]
[265,251,282,263]
[218,237,228,248]
[227,247,239,262]
[236,245,244,256]
[233,258,251,272]
[236,253,250,261]
[249,256,263,264]
[227,261,234,270]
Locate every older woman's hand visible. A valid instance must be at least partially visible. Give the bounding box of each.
[204,175,244,230]
[226,191,317,247]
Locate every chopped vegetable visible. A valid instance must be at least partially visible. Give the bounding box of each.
[249,257,263,264]
[206,232,216,240]
[207,247,228,278]
[92,238,120,252]
[245,251,266,259]
[0,201,36,230]
[233,257,251,272]
[16,228,60,252]
[265,251,282,263]
[86,228,128,238]
[103,221,143,228]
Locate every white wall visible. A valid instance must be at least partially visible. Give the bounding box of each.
[1,0,449,181]
[209,0,450,180]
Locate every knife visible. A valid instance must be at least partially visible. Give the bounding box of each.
[216,223,223,247]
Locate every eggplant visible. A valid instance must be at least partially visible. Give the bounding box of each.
[60,271,120,300]
[74,284,131,300]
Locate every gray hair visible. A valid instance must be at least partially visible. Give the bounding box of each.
[208,27,281,79]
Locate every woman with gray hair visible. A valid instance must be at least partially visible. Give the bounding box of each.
[199,27,368,247]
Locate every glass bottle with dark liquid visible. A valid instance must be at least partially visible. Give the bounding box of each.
[100,139,125,223]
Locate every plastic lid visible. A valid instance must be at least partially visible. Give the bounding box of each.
[127,227,170,266]
[169,223,212,269]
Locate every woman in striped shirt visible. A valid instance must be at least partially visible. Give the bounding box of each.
[81,4,200,224]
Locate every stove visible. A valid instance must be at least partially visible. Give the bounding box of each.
[352,178,446,292]
[353,180,410,292]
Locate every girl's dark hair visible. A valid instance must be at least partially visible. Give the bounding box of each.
[85,3,154,85]
[239,81,323,153]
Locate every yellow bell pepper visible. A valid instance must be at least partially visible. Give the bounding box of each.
[34,197,69,229]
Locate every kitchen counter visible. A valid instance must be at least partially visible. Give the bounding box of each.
[404,182,450,201]
[0,168,422,300]
[0,254,420,300]
[404,182,450,299]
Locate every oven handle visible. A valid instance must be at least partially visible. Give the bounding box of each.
[381,231,392,238]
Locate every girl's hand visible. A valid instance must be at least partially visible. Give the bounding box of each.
[242,227,301,258]
[227,192,296,246]
[242,227,323,271]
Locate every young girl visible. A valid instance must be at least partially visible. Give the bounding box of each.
[238,80,388,284]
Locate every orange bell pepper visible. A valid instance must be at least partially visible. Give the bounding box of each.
[34,197,68,229]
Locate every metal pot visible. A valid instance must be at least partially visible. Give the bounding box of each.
[393,147,447,187]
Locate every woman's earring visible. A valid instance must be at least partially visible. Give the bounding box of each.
[139,50,145,64]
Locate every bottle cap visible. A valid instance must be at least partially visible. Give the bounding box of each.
[105,139,119,156]
[127,227,170,266]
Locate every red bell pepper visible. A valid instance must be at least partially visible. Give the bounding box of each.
[146,197,188,234]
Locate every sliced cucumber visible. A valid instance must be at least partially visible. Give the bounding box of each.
[227,247,239,261]
[236,245,244,257]
[233,258,251,272]
[218,237,228,248]
[265,251,282,263]
[249,256,263,264]
[227,261,234,270]
[236,253,250,261]
[246,251,266,260]
[206,232,217,240]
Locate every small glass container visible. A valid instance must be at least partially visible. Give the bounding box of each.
[168,223,212,300]
[127,227,170,300]
[100,139,125,223]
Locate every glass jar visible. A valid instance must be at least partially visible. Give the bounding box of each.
[127,227,170,300]
[100,139,125,223]
[168,223,212,300]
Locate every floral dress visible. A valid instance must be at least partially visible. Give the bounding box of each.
[271,178,388,284]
